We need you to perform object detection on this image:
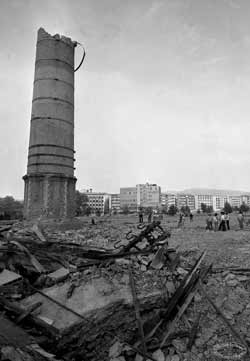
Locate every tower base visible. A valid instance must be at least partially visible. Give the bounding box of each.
[23,174,76,220]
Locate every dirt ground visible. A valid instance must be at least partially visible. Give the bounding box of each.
[2,213,250,361]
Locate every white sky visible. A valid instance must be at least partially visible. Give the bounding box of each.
[1,0,250,198]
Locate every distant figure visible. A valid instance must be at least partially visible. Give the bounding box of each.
[178,212,185,228]
[237,211,244,230]
[189,212,193,222]
[139,209,144,223]
[219,212,226,231]
[91,218,96,225]
[225,213,230,230]
[212,213,219,231]
[206,214,213,231]
[148,210,152,223]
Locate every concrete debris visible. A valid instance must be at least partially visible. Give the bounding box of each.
[0,269,22,286]
[47,267,70,283]
[109,341,124,358]
[1,218,250,361]
[152,349,165,361]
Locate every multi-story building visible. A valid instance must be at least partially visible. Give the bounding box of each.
[166,194,177,209]
[241,195,250,207]
[177,194,195,211]
[160,193,168,207]
[136,183,161,208]
[109,194,120,213]
[228,196,241,208]
[82,191,110,215]
[120,187,137,212]
[195,195,215,211]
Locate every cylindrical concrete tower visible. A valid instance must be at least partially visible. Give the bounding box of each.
[23,28,78,219]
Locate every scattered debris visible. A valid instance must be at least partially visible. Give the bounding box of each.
[0,219,250,360]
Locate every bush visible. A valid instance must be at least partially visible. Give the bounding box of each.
[167,204,178,216]
[223,202,232,214]
[121,205,130,215]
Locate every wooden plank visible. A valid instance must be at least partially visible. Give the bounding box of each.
[199,281,249,352]
[0,295,58,337]
[129,264,147,360]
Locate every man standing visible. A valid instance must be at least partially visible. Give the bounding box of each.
[237,211,244,230]
[225,213,230,230]
[138,208,144,223]
[147,209,152,223]
[219,212,226,231]
[213,213,219,231]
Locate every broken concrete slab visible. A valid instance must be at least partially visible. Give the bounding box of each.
[0,269,22,286]
[21,275,163,331]
[47,267,69,283]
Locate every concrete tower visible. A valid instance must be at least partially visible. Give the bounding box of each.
[23,28,78,219]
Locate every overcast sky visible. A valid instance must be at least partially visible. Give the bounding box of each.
[1,0,250,198]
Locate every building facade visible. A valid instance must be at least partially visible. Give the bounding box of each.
[82,192,110,215]
[136,183,161,208]
[166,194,177,209]
[120,187,137,212]
[109,194,120,213]
[177,194,195,211]
[160,193,168,207]
[194,195,214,210]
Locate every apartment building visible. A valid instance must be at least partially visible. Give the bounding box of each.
[166,194,177,209]
[82,191,110,214]
[120,187,137,212]
[177,194,195,211]
[136,183,161,208]
[241,195,250,206]
[228,196,241,208]
[160,193,168,207]
[109,193,120,213]
[194,195,215,210]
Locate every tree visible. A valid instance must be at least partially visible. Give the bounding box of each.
[167,204,178,216]
[200,203,207,213]
[75,191,89,216]
[239,203,249,214]
[121,204,129,214]
[95,209,101,217]
[161,205,168,214]
[206,205,214,213]
[180,205,190,215]
[85,206,92,216]
[145,207,153,215]
[223,202,232,214]
[0,196,23,220]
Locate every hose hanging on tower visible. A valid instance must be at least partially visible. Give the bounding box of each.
[74,42,86,72]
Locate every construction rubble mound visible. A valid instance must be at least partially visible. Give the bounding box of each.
[0,220,250,361]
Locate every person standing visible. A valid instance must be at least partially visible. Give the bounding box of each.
[206,214,213,231]
[189,212,193,222]
[178,212,184,228]
[219,212,226,231]
[225,213,230,230]
[213,213,219,231]
[148,209,152,223]
[138,208,144,223]
[237,211,244,230]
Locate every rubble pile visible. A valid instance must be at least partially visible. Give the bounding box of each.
[0,220,250,361]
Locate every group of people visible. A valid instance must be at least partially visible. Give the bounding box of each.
[206,211,245,231]
[138,209,162,224]
[177,211,193,227]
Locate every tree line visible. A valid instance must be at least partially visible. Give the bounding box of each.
[0,196,23,220]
